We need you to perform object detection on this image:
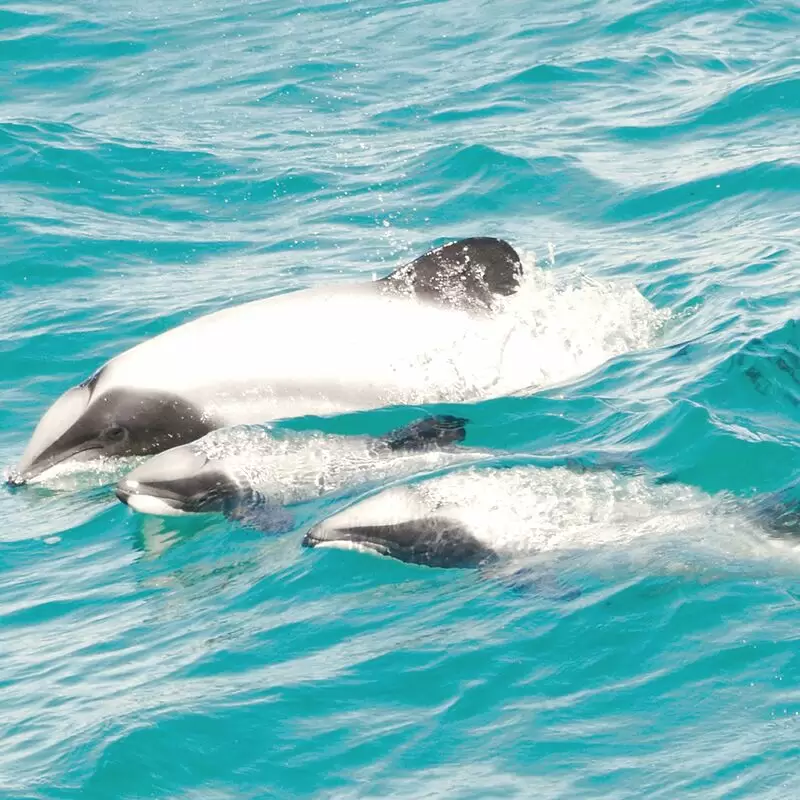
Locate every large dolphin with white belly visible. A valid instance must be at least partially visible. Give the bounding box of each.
[9,237,523,485]
[115,415,486,529]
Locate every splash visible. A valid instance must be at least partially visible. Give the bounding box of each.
[4,456,144,493]
[372,249,670,406]
[192,425,490,511]
[486,250,670,396]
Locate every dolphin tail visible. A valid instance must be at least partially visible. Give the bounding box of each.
[382,415,469,452]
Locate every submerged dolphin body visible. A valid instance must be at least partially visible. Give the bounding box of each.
[303,463,800,569]
[9,237,524,485]
[115,415,485,529]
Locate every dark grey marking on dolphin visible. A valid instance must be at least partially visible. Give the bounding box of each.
[7,389,216,486]
[383,414,468,451]
[115,447,240,514]
[380,237,523,310]
[303,517,498,569]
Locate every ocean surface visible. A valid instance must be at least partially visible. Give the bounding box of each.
[2,0,800,796]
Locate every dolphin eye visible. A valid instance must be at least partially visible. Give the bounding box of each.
[104,426,128,443]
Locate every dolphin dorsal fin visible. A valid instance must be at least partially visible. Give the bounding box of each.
[380,237,523,309]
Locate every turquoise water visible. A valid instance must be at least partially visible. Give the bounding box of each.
[2,0,800,796]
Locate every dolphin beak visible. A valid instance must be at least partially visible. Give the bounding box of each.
[115,447,237,516]
[10,385,93,484]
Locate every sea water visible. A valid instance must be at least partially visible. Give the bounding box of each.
[1,0,799,797]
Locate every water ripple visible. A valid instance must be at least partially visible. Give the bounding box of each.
[2,0,800,796]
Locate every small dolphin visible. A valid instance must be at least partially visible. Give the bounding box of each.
[303,468,502,568]
[115,415,485,528]
[302,463,756,569]
[10,238,524,485]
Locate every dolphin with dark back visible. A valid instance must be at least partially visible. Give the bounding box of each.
[9,238,523,485]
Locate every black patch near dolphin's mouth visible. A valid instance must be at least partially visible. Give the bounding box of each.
[116,471,240,514]
[114,443,243,516]
[115,484,188,513]
[303,517,497,569]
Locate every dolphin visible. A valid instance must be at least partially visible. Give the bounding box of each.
[303,468,504,568]
[115,415,486,528]
[9,237,523,485]
[303,463,800,569]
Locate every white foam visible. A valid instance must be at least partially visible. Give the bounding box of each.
[8,456,144,492]
[192,427,490,510]
[487,251,670,395]
[423,466,717,554]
